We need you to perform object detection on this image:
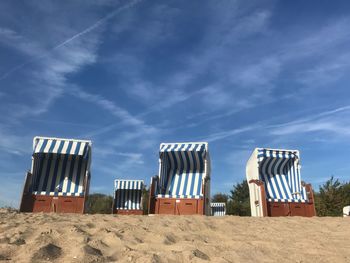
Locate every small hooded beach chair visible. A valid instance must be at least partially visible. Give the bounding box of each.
[211,202,226,216]
[112,179,144,215]
[246,148,316,217]
[19,136,92,213]
[149,142,211,215]
[344,206,350,217]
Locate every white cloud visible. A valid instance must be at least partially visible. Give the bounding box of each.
[0,27,21,40]
[231,57,281,87]
[0,127,32,155]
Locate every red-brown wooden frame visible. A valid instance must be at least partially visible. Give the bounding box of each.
[249,180,316,217]
[19,171,89,214]
[148,176,208,215]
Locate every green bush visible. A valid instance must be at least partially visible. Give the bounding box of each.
[211,193,229,203]
[228,180,251,216]
[86,193,113,214]
[211,180,251,216]
[315,177,350,216]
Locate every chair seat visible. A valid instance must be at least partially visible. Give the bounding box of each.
[267,198,307,203]
[157,194,202,199]
[33,191,84,197]
[115,207,142,210]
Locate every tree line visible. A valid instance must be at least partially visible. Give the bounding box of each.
[85,176,349,216]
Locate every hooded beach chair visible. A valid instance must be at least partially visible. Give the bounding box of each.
[149,142,211,215]
[211,202,226,216]
[19,136,92,213]
[344,206,350,217]
[112,179,144,215]
[246,148,316,217]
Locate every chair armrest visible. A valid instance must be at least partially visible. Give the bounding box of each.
[248,179,264,186]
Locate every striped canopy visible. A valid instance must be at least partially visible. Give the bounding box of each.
[157,142,209,199]
[211,202,226,216]
[33,137,90,158]
[114,179,143,210]
[257,149,307,203]
[160,143,206,152]
[31,137,91,196]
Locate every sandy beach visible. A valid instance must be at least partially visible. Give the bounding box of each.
[0,209,349,262]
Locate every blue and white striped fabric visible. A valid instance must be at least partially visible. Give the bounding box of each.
[114,180,143,210]
[257,149,308,203]
[157,142,207,199]
[33,137,90,158]
[211,203,226,216]
[31,137,91,196]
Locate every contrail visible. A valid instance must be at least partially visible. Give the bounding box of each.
[0,0,143,81]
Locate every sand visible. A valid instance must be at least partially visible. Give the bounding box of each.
[0,209,349,262]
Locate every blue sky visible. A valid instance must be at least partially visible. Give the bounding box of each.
[1,0,350,207]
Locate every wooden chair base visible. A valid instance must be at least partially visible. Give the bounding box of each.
[267,202,316,217]
[150,198,204,215]
[19,194,85,213]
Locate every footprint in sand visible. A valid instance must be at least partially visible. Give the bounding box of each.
[70,225,87,234]
[133,236,144,244]
[32,243,62,262]
[85,223,95,229]
[0,254,11,261]
[191,249,210,261]
[83,244,103,256]
[163,234,177,245]
[9,237,26,245]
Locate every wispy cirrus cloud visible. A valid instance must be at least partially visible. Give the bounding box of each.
[296,53,350,87]
[0,0,144,124]
[199,105,350,143]
[94,147,145,165]
[68,86,162,150]
[0,0,143,81]
[69,86,146,127]
[0,27,21,40]
[99,2,275,118]
[270,106,350,137]
[281,17,350,61]
[200,125,260,143]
